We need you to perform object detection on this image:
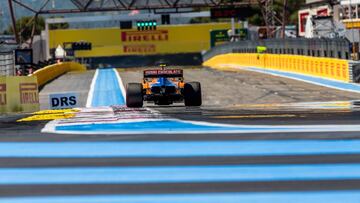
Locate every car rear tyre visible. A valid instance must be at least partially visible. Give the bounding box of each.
[126,83,143,107]
[184,82,202,106]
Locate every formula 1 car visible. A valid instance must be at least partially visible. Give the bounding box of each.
[126,65,201,107]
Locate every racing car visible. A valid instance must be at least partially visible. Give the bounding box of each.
[126,65,201,107]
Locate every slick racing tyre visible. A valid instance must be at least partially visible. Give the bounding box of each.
[184,82,202,106]
[126,83,143,107]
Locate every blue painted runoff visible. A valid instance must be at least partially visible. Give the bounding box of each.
[55,119,360,134]
[247,67,360,93]
[55,119,293,133]
[91,68,125,107]
[1,140,360,157]
[1,191,360,203]
[2,164,360,184]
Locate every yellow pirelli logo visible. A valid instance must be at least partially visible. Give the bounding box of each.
[19,83,38,104]
[0,84,6,105]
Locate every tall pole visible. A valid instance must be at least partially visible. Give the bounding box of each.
[45,21,50,60]
[281,0,288,39]
[29,14,38,48]
[264,0,274,38]
[7,0,19,44]
[349,0,356,59]
[231,17,235,41]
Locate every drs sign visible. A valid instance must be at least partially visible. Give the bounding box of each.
[49,93,78,109]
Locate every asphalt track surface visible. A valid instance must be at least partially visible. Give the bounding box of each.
[39,70,95,110]
[119,67,360,106]
[2,67,360,202]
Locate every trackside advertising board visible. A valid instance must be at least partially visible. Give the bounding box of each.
[48,23,239,57]
[49,93,79,110]
[0,76,39,113]
[210,29,248,47]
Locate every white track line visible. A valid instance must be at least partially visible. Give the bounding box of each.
[113,68,127,102]
[221,64,360,94]
[85,69,99,108]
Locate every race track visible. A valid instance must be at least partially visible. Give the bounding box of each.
[2,67,360,202]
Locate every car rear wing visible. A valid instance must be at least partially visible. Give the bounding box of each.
[144,69,183,78]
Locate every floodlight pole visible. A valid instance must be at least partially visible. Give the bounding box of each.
[281,0,288,38]
[45,21,50,60]
[231,17,235,40]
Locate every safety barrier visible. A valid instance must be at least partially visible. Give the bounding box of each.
[30,62,86,87]
[203,53,350,82]
[0,76,39,113]
[203,38,351,62]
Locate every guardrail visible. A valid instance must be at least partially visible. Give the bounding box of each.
[30,62,86,87]
[202,38,357,83]
[204,53,350,82]
[203,38,351,62]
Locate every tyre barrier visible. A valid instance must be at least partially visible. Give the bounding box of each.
[30,62,86,87]
[203,53,350,83]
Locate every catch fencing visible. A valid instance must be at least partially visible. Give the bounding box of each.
[203,38,351,62]
[202,38,360,83]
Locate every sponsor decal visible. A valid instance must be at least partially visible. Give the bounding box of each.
[144,69,183,76]
[123,44,156,53]
[49,93,78,109]
[19,83,38,104]
[121,30,168,42]
[0,84,6,105]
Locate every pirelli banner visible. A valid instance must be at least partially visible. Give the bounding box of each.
[0,76,39,113]
[48,23,237,57]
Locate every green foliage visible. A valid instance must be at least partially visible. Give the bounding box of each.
[48,16,70,30]
[190,17,223,24]
[202,0,304,26]
[6,16,44,43]
[190,17,212,24]
[5,16,69,43]
[2,30,11,35]
[276,0,304,25]
[248,8,264,26]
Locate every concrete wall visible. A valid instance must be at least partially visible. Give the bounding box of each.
[31,62,86,87]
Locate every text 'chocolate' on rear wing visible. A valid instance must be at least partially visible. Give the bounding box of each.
[144,69,183,78]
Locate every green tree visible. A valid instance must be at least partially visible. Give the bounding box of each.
[48,16,69,30]
[274,0,304,25]
[247,0,304,26]
[190,17,223,24]
[286,0,304,24]
[189,1,303,26]
[6,16,69,43]
[248,8,264,26]
[6,16,44,43]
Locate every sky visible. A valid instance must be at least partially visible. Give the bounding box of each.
[1,0,76,32]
